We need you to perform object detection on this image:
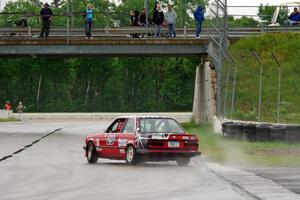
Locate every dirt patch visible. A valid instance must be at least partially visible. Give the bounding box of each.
[256,148,300,156]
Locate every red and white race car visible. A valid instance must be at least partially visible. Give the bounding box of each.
[83,116,201,165]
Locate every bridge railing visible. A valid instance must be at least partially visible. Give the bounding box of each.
[1,26,300,38]
[1,3,300,39]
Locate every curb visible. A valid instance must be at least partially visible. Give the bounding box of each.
[10,112,192,122]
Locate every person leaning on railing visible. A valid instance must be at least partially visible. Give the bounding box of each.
[39,3,53,37]
[130,10,141,38]
[288,7,300,26]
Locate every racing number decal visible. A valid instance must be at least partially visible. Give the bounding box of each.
[106,135,115,145]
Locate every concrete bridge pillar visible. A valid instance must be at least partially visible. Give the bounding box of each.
[192,61,216,124]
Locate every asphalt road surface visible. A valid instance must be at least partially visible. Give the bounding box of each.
[246,167,300,195]
[0,120,254,200]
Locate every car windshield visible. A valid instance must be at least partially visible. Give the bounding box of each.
[139,118,185,134]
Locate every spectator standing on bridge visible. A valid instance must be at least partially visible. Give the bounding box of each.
[288,7,300,26]
[84,4,94,39]
[16,101,25,120]
[165,3,177,38]
[153,2,164,38]
[39,3,53,37]
[139,8,147,27]
[154,0,159,11]
[194,4,204,38]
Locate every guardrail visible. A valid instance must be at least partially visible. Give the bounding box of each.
[1,26,300,39]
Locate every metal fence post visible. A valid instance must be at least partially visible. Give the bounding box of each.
[67,0,70,44]
[105,26,109,37]
[144,0,148,40]
[227,50,237,119]
[71,0,74,27]
[28,26,32,37]
[272,52,281,124]
[220,51,230,118]
[223,0,228,52]
[253,51,263,122]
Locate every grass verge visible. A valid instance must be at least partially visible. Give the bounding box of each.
[182,122,300,167]
[0,118,20,122]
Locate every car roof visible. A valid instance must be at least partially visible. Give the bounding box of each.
[115,115,174,120]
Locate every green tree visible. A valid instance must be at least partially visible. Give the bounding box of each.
[0,0,40,27]
[258,4,288,25]
[228,16,259,27]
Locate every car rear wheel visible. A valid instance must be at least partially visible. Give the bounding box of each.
[125,145,138,165]
[87,142,98,164]
[176,157,191,166]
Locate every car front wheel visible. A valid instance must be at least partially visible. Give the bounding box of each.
[125,145,138,165]
[87,142,98,164]
[176,157,191,166]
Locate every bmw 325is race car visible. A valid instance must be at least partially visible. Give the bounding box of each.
[83,116,201,165]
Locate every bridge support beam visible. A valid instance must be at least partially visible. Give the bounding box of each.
[192,60,215,124]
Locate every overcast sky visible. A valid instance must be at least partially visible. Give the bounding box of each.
[0,0,295,14]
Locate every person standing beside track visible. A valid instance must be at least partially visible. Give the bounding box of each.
[4,101,11,111]
[16,101,25,120]
[39,3,53,37]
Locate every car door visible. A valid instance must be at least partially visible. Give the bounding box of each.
[117,118,136,158]
[101,118,126,158]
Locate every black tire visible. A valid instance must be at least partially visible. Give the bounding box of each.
[226,123,243,139]
[176,157,191,166]
[270,125,286,141]
[87,142,98,164]
[256,124,271,142]
[125,145,139,165]
[243,123,257,142]
[222,122,233,135]
[285,125,300,143]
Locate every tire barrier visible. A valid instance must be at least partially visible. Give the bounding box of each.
[221,121,234,135]
[256,124,272,142]
[285,125,300,143]
[270,125,286,141]
[221,122,300,142]
[226,123,244,139]
[243,123,256,142]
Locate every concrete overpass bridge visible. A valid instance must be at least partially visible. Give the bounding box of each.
[1,26,300,123]
[0,37,207,57]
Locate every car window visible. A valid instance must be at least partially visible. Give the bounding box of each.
[139,118,184,134]
[122,118,135,133]
[106,118,126,133]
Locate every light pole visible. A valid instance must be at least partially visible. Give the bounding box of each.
[253,51,263,122]
[144,0,149,39]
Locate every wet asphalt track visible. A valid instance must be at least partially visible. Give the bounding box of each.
[0,120,251,200]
